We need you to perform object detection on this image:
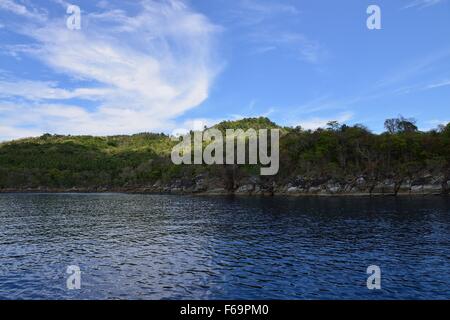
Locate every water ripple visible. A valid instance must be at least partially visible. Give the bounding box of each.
[0,194,449,299]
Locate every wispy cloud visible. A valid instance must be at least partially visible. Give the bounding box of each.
[425,79,450,89]
[374,49,450,89]
[0,0,47,21]
[229,0,300,27]
[224,0,326,64]
[0,79,113,101]
[274,46,450,131]
[0,0,222,140]
[403,0,446,9]
[230,107,276,121]
[294,112,354,130]
[248,31,327,63]
[395,78,450,94]
[368,48,450,100]
[240,0,300,16]
[420,119,450,131]
[0,125,41,142]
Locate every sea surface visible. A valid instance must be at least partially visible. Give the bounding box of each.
[0,193,449,300]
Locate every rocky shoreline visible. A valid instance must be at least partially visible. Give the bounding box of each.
[1,174,449,196]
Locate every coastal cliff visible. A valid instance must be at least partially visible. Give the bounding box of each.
[1,173,448,196]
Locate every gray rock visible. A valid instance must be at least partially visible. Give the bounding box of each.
[327,184,341,193]
[308,186,322,193]
[422,184,441,193]
[410,185,423,193]
[356,177,366,185]
[236,184,254,193]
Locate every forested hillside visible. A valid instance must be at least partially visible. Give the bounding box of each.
[1,117,449,195]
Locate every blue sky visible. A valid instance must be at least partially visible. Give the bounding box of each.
[0,0,449,140]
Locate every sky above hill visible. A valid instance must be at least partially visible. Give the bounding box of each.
[0,0,449,140]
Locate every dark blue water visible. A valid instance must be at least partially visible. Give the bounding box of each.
[0,193,449,300]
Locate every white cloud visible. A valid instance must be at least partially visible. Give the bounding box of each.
[248,31,327,64]
[224,0,325,64]
[294,112,354,130]
[425,79,450,89]
[0,125,41,142]
[239,0,300,18]
[181,118,224,131]
[419,119,450,131]
[0,0,47,21]
[228,0,300,27]
[404,0,445,9]
[172,106,277,136]
[0,80,113,101]
[96,1,109,9]
[0,0,221,140]
[369,49,450,100]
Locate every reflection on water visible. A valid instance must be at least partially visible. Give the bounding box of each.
[0,193,449,299]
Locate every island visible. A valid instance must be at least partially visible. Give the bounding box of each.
[0,117,449,196]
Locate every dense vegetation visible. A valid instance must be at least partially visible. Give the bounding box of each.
[0,116,449,193]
